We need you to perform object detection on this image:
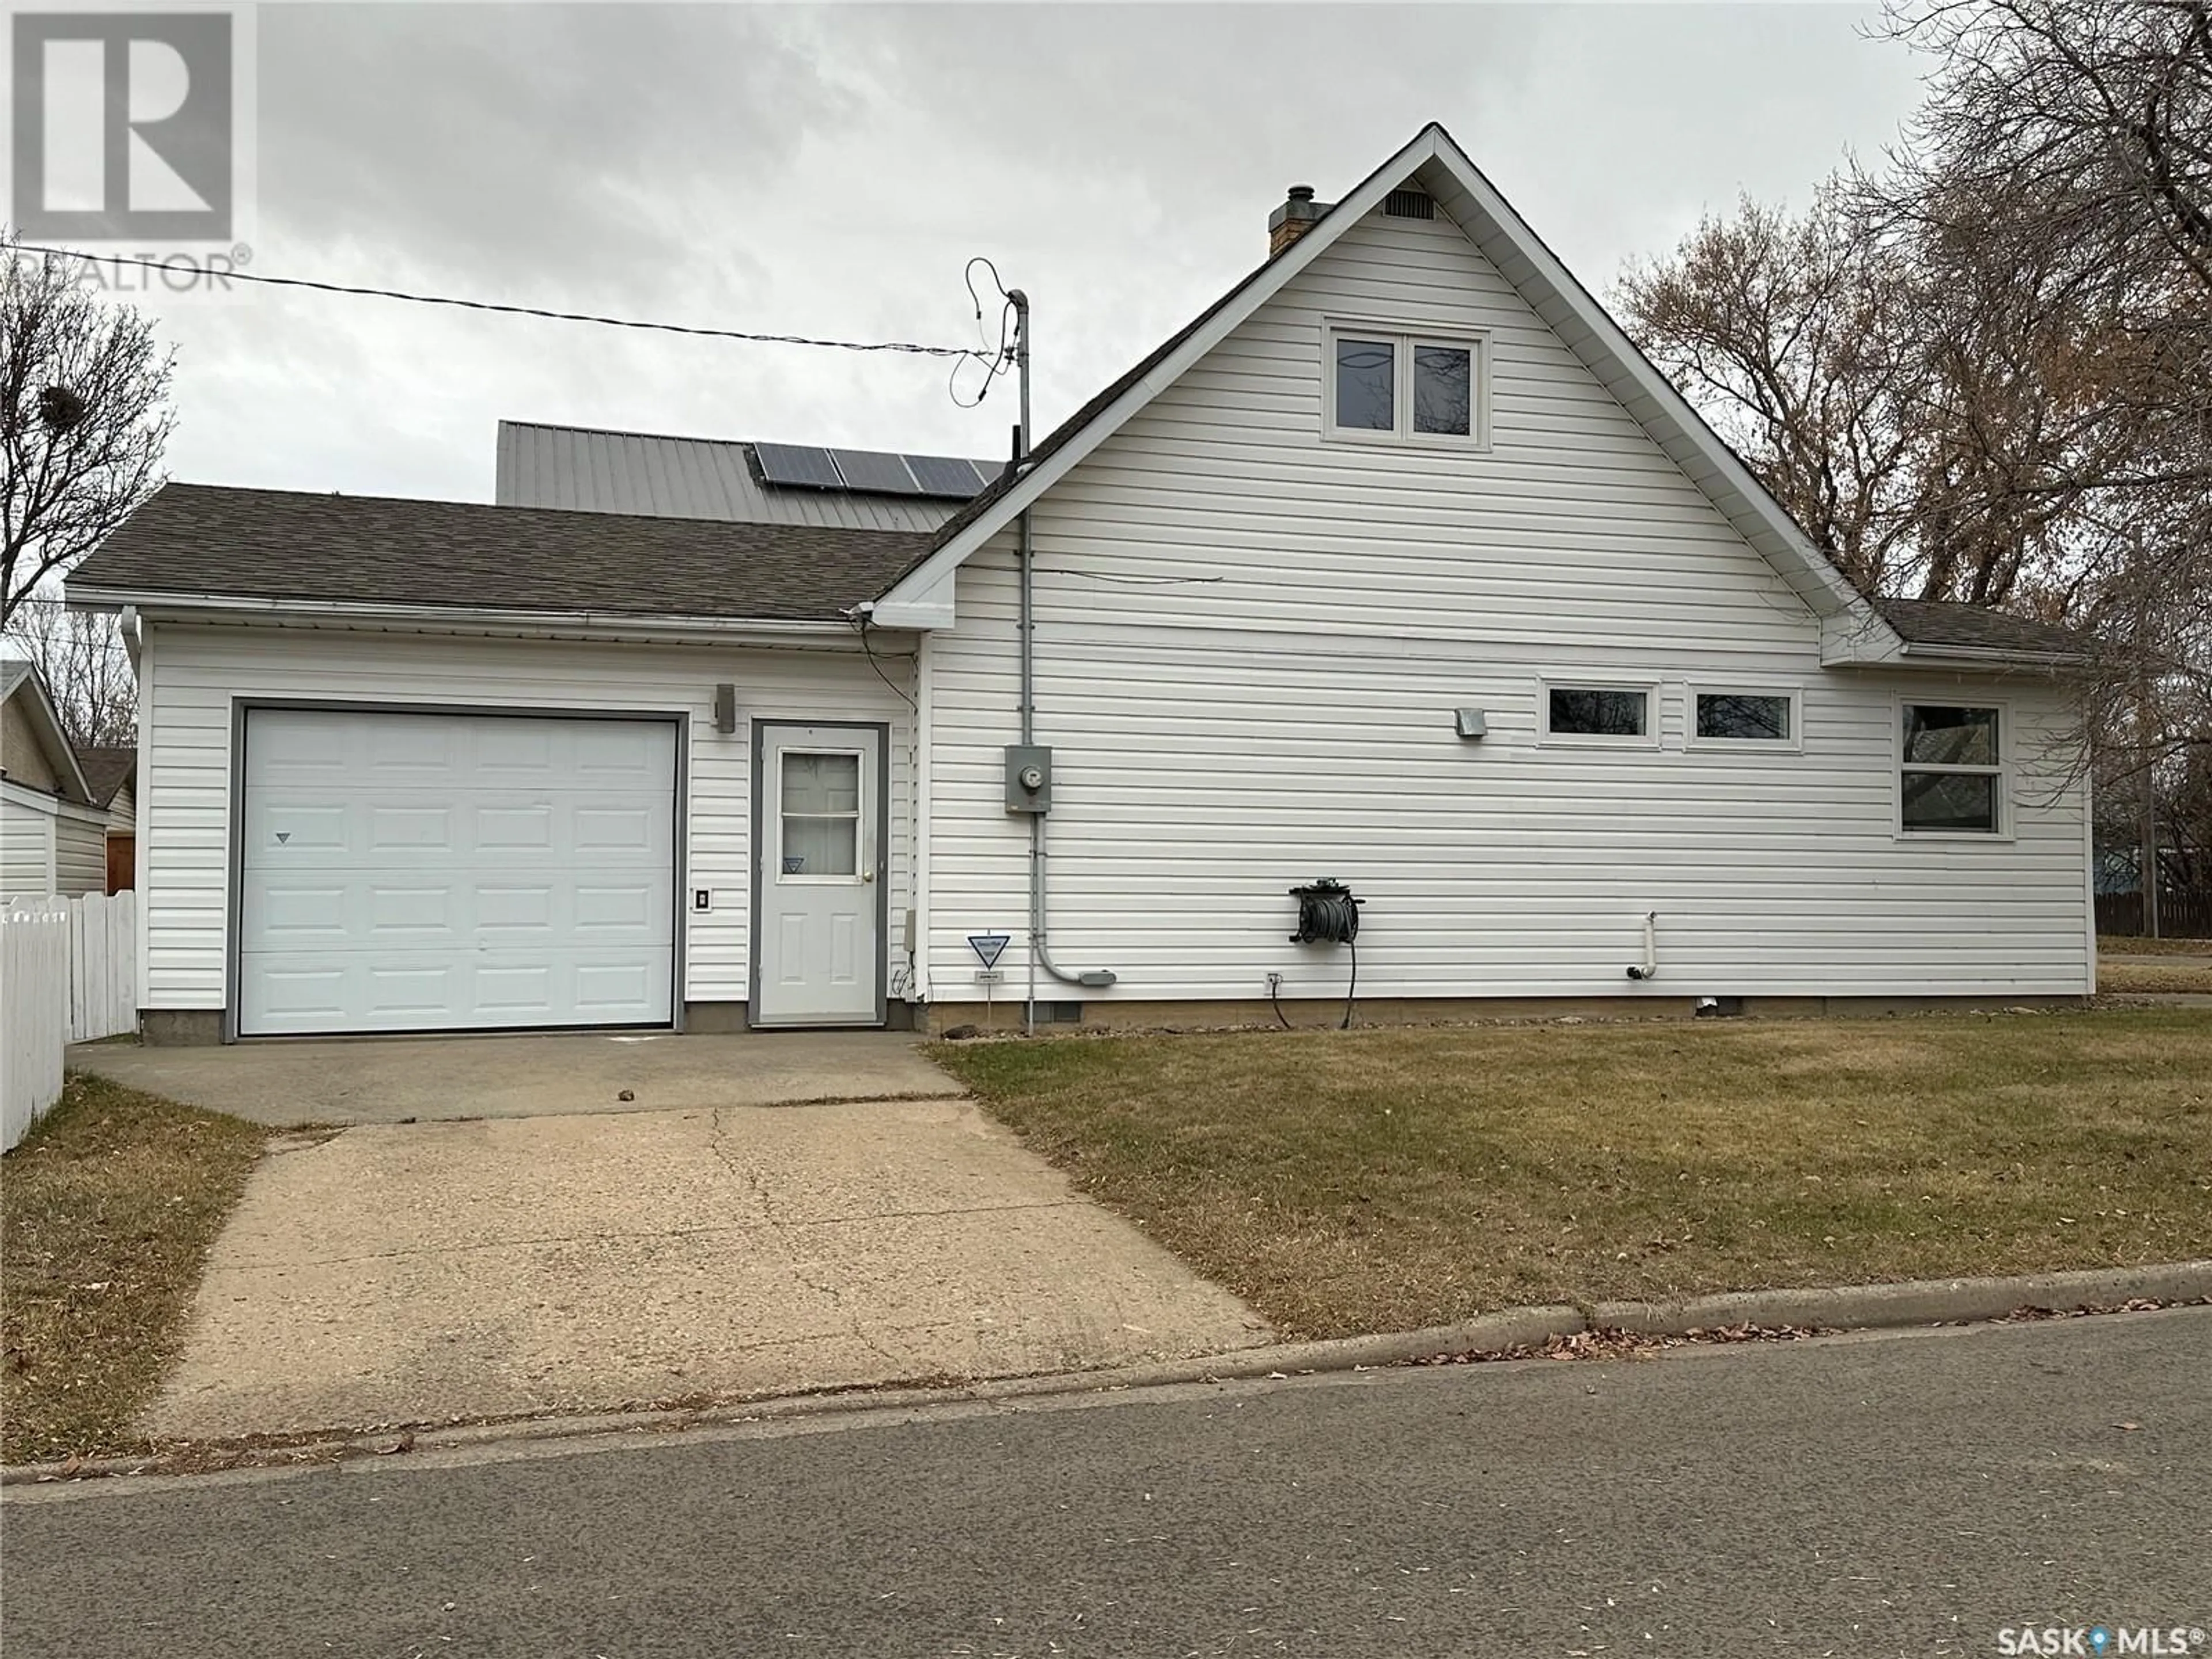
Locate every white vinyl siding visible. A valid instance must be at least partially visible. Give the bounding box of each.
[920,201,2091,1002]
[139,623,915,1014]
[1,794,55,899]
[52,814,104,897]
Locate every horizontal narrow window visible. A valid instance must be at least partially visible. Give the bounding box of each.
[1547,686,1650,738]
[1696,691,1793,743]
[1901,704,2002,834]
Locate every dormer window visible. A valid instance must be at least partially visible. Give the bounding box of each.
[1325,324,1488,448]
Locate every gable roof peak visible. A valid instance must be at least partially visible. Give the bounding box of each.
[873,120,1889,651]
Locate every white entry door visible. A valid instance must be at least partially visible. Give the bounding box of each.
[753,722,883,1027]
[238,707,677,1036]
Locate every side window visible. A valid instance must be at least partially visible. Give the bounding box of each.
[1900,705,2002,833]
[1546,685,1652,741]
[1693,691,1797,745]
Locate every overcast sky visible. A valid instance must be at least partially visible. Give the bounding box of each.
[109,2,1930,504]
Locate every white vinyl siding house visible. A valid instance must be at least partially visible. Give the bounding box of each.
[71,123,2094,1039]
[907,167,2090,1010]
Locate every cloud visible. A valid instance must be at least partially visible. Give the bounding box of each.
[99,3,1925,503]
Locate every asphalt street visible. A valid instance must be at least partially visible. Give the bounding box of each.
[5,1308,2207,1657]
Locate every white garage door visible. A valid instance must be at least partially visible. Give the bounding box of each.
[238,709,677,1036]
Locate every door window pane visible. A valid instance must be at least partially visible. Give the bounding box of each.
[1548,687,1649,737]
[1335,339,1395,430]
[1412,344,1472,435]
[781,815,856,876]
[1903,706,1998,766]
[1901,770,1998,832]
[781,751,859,876]
[782,752,858,814]
[1696,692,1792,741]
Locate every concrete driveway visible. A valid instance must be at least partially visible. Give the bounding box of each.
[68,1031,963,1124]
[139,1094,1271,1441]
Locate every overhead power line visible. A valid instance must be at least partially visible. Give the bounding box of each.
[12,243,981,358]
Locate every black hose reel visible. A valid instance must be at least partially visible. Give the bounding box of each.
[1289,877,1362,945]
[1285,878,1363,1029]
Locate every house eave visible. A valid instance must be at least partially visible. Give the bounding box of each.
[1892,642,2087,673]
[66,586,882,643]
[0,775,110,825]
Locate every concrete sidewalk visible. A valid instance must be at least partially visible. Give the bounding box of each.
[141,1097,1271,1440]
[68,1031,964,1126]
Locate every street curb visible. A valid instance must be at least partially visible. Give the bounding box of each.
[8,1262,2208,1487]
[1590,1261,2212,1336]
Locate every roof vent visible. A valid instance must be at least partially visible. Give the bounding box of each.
[1384,188,1434,220]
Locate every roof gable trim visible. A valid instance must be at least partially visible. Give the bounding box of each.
[874,123,1899,657]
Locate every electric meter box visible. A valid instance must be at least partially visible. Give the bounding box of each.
[1003,745,1053,813]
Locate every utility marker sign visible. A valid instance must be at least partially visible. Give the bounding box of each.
[967,934,1010,971]
[7,6,257,283]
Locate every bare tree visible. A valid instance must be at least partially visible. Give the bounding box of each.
[1878,0,2212,834]
[2,232,175,627]
[2,596,136,746]
[1614,183,1927,596]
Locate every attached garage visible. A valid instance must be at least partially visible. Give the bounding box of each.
[237,707,679,1037]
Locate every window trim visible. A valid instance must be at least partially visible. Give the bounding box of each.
[1323,320,1490,450]
[1538,678,1660,748]
[1685,684,1804,753]
[1895,697,2012,840]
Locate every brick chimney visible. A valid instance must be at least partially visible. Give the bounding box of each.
[1268,184,1327,257]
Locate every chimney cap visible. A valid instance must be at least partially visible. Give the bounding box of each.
[1287,183,1316,203]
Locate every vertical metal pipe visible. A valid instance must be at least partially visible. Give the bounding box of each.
[1009,290,1039,1033]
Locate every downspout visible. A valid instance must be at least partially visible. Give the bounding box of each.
[1007,289,1114,1037]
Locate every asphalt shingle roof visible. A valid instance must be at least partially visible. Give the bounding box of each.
[70,483,931,623]
[74,744,137,807]
[1872,597,2089,658]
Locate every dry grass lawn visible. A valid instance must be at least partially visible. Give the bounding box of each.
[2,1074,268,1464]
[935,1010,2212,1340]
[2101,963,2212,994]
[2100,935,2212,957]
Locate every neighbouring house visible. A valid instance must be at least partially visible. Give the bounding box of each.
[74,744,139,895]
[1,661,116,900]
[65,124,2094,1044]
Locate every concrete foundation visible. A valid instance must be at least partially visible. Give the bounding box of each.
[681,1000,750,1034]
[137,1002,919,1046]
[139,1009,224,1047]
[921,992,2092,1035]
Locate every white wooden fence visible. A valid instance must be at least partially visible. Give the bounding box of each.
[2,892,138,1150]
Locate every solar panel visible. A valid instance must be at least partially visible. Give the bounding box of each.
[752,442,843,490]
[907,454,990,498]
[828,448,921,496]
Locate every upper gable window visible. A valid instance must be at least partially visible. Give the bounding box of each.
[1327,325,1488,448]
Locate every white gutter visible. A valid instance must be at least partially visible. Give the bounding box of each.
[67,586,878,641]
[1892,642,2086,672]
